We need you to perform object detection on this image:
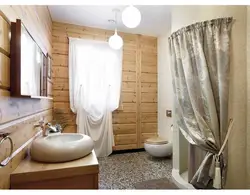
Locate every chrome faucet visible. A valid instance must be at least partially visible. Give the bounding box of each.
[34,119,62,137]
[34,118,47,137]
[46,123,61,134]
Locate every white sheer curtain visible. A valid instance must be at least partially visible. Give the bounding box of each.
[69,38,123,157]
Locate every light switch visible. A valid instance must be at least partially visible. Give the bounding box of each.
[166,110,172,117]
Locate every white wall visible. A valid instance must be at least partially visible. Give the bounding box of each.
[157,32,174,142]
[171,5,247,189]
[157,15,189,177]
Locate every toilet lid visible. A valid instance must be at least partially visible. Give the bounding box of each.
[145,137,168,145]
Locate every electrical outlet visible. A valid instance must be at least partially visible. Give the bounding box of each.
[166,110,172,117]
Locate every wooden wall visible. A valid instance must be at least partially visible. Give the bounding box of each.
[0,6,52,189]
[52,22,158,150]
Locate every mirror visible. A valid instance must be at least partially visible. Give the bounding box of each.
[10,19,51,99]
[21,24,43,96]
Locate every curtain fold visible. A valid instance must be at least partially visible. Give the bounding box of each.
[168,17,233,188]
[69,38,123,157]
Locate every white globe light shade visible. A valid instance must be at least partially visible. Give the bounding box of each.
[122,5,141,28]
[108,31,123,50]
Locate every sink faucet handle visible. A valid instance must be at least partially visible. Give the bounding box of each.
[38,121,44,126]
[34,117,45,128]
[45,122,52,126]
[39,117,45,124]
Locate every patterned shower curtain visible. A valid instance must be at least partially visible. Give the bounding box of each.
[168,17,233,188]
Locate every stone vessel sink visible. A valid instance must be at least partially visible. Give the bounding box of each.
[30,133,94,163]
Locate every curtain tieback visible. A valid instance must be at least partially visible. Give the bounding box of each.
[213,119,234,189]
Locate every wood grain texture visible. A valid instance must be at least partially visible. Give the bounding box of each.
[141,92,157,103]
[11,174,98,189]
[141,103,158,113]
[113,124,136,135]
[10,151,99,189]
[115,134,137,145]
[0,52,10,88]
[63,125,77,133]
[113,144,137,151]
[141,123,157,133]
[122,92,136,103]
[47,80,53,96]
[0,88,10,96]
[141,113,157,123]
[0,7,52,189]
[53,90,69,102]
[53,77,69,90]
[139,37,158,148]
[11,151,98,183]
[122,81,136,93]
[141,64,157,73]
[141,73,157,83]
[0,15,10,54]
[141,82,157,93]
[52,66,68,78]
[52,53,68,66]
[0,5,52,55]
[53,102,71,114]
[52,21,157,150]
[136,35,142,148]
[112,112,137,124]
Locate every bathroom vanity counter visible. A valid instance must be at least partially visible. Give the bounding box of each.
[10,150,99,189]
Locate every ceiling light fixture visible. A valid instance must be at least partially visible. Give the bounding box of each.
[108,9,123,50]
[122,5,141,28]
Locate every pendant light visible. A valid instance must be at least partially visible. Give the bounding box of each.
[108,9,123,50]
[122,5,141,28]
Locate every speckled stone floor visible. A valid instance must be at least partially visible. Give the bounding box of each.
[98,151,173,189]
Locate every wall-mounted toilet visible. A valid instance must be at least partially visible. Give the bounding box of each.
[144,125,173,158]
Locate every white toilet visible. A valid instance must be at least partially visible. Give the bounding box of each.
[144,125,173,158]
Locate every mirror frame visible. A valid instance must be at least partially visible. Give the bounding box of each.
[10,19,52,99]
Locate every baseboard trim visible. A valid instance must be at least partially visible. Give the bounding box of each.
[111,148,145,155]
